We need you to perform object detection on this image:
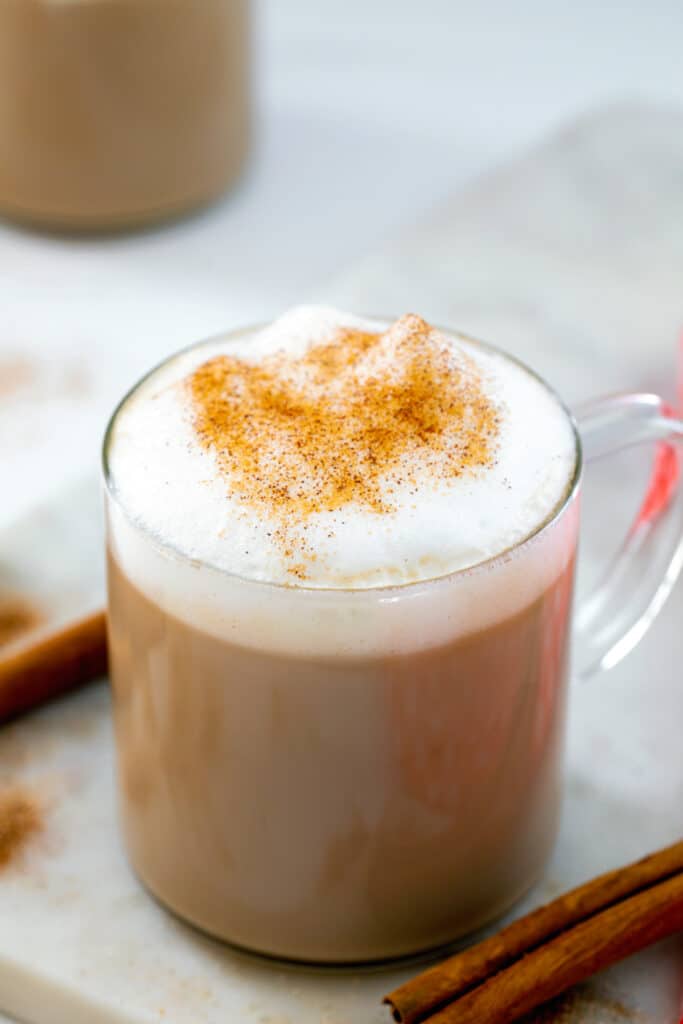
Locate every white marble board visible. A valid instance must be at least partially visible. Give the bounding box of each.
[1,104,683,1023]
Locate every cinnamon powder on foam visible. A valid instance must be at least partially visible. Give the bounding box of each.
[188,314,501,580]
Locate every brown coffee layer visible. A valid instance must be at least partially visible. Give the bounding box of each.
[107,550,575,961]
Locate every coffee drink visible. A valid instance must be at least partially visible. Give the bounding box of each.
[105,308,579,961]
[0,0,249,230]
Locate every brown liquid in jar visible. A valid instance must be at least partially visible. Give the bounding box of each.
[0,0,250,231]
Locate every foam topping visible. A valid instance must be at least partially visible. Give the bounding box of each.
[107,307,577,588]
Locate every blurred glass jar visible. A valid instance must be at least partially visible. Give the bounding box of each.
[0,0,250,231]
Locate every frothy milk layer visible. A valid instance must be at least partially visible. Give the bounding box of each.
[107,307,577,589]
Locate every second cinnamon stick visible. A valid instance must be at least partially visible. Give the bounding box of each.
[386,839,683,1024]
[428,870,683,1024]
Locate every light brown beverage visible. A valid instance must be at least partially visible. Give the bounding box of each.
[107,550,575,962]
[104,310,580,961]
[0,0,249,230]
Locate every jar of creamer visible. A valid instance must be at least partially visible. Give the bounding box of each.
[0,0,249,230]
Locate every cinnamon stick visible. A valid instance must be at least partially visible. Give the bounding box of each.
[0,610,107,723]
[426,871,683,1024]
[386,839,683,1024]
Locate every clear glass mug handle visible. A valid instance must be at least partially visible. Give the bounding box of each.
[573,393,683,678]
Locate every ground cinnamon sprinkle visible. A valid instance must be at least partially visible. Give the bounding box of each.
[188,314,500,577]
[0,787,42,869]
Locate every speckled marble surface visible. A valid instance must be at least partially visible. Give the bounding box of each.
[1,104,682,1023]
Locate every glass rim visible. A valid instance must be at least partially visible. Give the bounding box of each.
[102,317,583,596]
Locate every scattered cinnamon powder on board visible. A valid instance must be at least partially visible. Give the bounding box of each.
[0,595,43,649]
[0,353,90,403]
[188,314,500,577]
[525,988,644,1023]
[0,356,35,399]
[0,787,42,870]
[62,361,91,400]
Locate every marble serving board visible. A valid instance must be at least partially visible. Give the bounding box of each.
[1,102,683,1024]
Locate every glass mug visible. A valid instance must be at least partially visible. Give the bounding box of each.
[103,324,683,963]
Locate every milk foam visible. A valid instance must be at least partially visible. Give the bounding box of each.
[106,307,577,589]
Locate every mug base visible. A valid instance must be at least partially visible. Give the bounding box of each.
[130,861,546,969]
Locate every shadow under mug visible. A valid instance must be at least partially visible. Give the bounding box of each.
[103,325,683,964]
